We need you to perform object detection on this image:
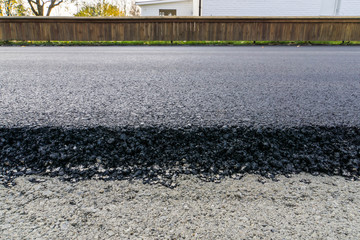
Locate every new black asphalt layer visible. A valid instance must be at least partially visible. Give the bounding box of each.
[1,46,359,128]
[1,46,360,187]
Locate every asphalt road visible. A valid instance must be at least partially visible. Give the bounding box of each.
[1,46,360,128]
[1,46,360,240]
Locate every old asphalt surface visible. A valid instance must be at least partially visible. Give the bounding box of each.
[0,46,360,186]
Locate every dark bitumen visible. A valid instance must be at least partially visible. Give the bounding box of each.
[0,46,359,187]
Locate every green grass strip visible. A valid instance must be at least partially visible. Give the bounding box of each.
[1,40,359,46]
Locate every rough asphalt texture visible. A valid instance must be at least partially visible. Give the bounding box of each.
[1,46,360,239]
[1,46,359,187]
[1,174,360,240]
[1,46,360,128]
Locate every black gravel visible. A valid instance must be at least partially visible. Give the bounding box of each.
[1,126,359,187]
[1,46,360,187]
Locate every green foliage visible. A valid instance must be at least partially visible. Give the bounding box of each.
[0,0,29,16]
[75,0,125,17]
[1,41,360,46]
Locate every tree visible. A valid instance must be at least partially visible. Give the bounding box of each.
[74,0,139,17]
[26,0,70,16]
[0,0,28,16]
[121,0,139,16]
[127,0,139,16]
[75,0,125,17]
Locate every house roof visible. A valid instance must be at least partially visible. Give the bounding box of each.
[135,0,188,6]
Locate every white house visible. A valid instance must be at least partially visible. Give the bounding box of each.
[135,0,360,16]
[135,0,197,16]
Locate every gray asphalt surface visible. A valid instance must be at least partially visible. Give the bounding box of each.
[1,46,359,128]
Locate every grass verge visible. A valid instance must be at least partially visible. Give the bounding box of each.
[1,40,360,46]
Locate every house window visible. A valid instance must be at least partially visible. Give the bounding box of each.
[159,9,177,16]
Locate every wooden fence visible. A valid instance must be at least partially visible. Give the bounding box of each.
[1,17,360,41]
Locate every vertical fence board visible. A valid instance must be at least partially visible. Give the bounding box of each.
[0,23,3,40]
[172,21,178,41]
[26,22,37,41]
[349,23,360,40]
[9,23,16,40]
